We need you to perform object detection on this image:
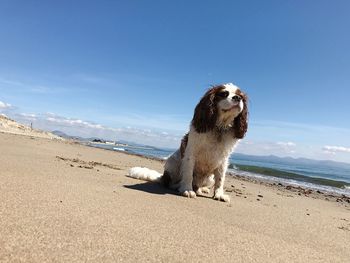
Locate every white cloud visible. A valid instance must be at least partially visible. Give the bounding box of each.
[249,120,350,146]
[0,101,12,109]
[0,77,23,86]
[30,86,53,94]
[322,150,336,156]
[17,113,37,122]
[8,111,181,148]
[73,73,113,85]
[0,76,83,94]
[236,140,298,157]
[277,141,296,147]
[322,145,350,154]
[45,114,105,130]
[102,112,189,133]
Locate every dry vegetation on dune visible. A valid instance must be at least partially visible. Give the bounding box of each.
[0,114,62,140]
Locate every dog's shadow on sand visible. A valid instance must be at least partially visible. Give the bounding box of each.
[124,181,178,196]
[124,181,213,200]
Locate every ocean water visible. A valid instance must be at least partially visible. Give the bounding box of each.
[89,143,350,196]
[88,143,174,159]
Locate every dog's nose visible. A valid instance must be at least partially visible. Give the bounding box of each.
[232,95,241,102]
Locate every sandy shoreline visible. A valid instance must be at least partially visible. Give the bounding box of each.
[1,132,349,262]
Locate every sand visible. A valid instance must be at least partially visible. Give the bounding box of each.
[0,132,349,263]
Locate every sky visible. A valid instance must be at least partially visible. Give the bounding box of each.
[0,0,350,163]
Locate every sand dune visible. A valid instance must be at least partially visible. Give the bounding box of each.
[0,114,62,140]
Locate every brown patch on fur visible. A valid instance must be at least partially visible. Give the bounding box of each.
[233,89,249,139]
[180,133,189,159]
[191,85,225,133]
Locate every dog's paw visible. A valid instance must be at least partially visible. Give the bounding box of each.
[196,187,210,195]
[179,184,196,198]
[200,187,211,194]
[181,190,196,198]
[213,193,230,202]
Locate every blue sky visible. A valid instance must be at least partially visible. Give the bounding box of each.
[1,1,350,162]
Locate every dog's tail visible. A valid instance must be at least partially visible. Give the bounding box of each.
[127,167,162,182]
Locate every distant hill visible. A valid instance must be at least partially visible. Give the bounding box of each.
[231,153,350,169]
[0,114,63,140]
[51,130,69,138]
[52,130,83,140]
[51,130,102,142]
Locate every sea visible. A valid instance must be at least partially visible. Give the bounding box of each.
[88,142,350,197]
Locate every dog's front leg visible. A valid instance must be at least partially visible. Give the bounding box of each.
[178,154,196,198]
[213,161,230,202]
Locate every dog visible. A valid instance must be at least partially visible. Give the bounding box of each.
[128,83,248,202]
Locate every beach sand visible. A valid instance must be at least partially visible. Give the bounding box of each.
[1,132,349,262]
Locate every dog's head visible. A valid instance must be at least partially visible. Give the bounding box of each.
[191,83,248,139]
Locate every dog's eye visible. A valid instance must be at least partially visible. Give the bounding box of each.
[217,91,229,98]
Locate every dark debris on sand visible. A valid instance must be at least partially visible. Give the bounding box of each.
[56,156,122,171]
[228,172,350,207]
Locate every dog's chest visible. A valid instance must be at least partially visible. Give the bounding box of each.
[192,132,236,174]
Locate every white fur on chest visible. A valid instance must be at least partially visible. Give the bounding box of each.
[187,128,238,175]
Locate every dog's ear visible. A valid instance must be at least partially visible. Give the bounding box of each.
[233,92,248,139]
[191,88,219,133]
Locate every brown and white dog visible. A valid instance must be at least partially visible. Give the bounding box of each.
[128,83,248,202]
